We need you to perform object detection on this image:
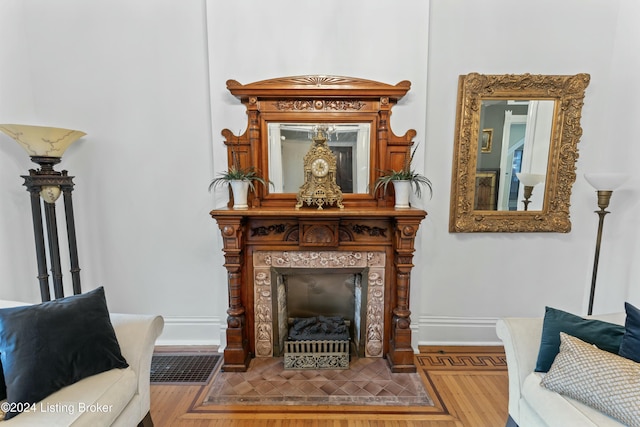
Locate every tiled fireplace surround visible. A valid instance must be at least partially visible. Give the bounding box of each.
[210,208,426,373]
[253,250,386,359]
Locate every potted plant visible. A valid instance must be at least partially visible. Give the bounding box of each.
[373,144,432,208]
[209,138,271,209]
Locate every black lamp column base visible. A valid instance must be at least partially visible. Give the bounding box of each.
[22,159,82,302]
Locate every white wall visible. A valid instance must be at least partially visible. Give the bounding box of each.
[418,0,639,344]
[422,0,639,341]
[0,0,638,346]
[607,0,640,303]
[0,0,222,344]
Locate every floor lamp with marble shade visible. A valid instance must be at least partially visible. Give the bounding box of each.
[584,172,629,315]
[0,124,86,302]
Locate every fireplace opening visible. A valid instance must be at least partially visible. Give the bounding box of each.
[271,268,368,358]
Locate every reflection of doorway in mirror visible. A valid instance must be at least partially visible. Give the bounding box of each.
[477,100,528,210]
[331,147,354,193]
[267,123,369,194]
[278,132,355,193]
[498,115,527,210]
[515,100,553,210]
[498,101,554,211]
[478,99,553,211]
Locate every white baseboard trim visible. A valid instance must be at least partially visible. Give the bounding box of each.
[155,315,505,348]
[415,315,503,346]
[155,316,221,346]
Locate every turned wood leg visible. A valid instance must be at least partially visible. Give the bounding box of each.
[388,270,417,373]
[387,220,421,373]
[223,269,251,372]
[217,219,251,372]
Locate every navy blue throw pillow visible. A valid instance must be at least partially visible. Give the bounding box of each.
[535,306,625,372]
[619,302,640,363]
[0,287,128,420]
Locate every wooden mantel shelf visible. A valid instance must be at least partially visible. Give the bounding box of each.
[210,206,427,373]
[210,206,426,218]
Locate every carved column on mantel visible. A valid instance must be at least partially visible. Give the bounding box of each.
[215,216,251,372]
[388,217,423,373]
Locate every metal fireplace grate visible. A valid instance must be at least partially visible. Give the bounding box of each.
[284,339,349,370]
[150,354,220,384]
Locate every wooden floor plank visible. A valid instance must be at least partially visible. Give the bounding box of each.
[150,346,508,427]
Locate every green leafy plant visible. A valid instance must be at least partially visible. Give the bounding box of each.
[373,143,432,199]
[208,165,271,193]
[208,136,272,193]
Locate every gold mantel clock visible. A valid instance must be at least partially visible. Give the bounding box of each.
[295,129,344,210]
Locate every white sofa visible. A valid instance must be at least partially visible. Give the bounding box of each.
[496,312,626,427]
[0,299,164,427]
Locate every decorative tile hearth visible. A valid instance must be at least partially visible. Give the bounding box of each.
[203,356,433,407]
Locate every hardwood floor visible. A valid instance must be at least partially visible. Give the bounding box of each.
[150,346,509,427]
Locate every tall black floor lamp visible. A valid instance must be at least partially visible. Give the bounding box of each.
[0,124,86,302]
[584,173,628,315]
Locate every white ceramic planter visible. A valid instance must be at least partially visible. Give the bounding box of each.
[393,180,411,208]
[230,180,250,209]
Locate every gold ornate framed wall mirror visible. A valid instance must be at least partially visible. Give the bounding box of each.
[449,73,590,232]
[222,76,416,208]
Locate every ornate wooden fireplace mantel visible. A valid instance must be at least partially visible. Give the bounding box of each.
[210,206,425,373]
[211,75,427,372]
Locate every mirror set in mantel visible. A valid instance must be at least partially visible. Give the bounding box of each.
[221,75,417,209]
[449,73,590,232]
